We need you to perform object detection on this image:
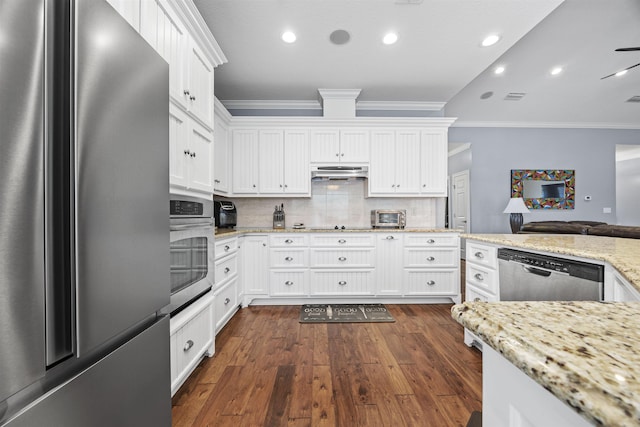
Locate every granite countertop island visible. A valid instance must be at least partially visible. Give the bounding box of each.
[452,300,640,426]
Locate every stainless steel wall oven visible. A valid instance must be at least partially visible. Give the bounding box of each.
[165,195,215,316]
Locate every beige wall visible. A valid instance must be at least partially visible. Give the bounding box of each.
[225,180,443,229]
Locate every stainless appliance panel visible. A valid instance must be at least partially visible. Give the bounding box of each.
[0,0,47,403]
[74,0,170,355]
[5,316,170,427]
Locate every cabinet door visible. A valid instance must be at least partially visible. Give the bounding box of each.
[232,130,259,194]
[283,130,310,195]
[106,0,141,30]
[240,235,269,296]
[188,120,214,193]
[310,129,340,163]
[376,234,404,295]
[186,41,214,129]
[340,129,369,163]
[169,104,189,188]
[394,130,421,194]
[258,130,285,194]
[369,130,396,194]
[420,129,448,195]
[140,0,187,107]
[213,115,229,194]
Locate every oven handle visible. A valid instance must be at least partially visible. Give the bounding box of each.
[170,221,214,231]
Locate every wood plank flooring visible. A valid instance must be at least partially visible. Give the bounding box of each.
[171,300,482,427]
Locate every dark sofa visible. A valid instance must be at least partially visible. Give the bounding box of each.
[519,221,640,239]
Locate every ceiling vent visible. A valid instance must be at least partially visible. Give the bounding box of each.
[318,89,361,118]
[626,95,640,103]
[504,92,526,101]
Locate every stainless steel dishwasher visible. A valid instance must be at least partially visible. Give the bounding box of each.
[498,248,604,301]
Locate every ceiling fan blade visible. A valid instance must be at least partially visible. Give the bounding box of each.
[601,62,640,80]
[615,47,640,51]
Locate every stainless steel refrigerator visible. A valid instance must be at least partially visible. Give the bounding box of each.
[0,0,171,425]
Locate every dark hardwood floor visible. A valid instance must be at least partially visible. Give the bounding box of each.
[171,288,482,426]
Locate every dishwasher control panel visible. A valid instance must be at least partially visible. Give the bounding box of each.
[498,248,604,282]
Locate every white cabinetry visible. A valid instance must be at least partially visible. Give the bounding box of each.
[420,129,448,195]
[239,234,269,305]
[369,130,421,195]
[169,292,214,396]
[403,234,460,300]
[269,234,309,297]
[310,129,369,164]
[213,101,231,195]
[375,233,404,296]
[213,236,239,334]
[607,269,640,302]
[231,130,259,194]
[309,234,376,296]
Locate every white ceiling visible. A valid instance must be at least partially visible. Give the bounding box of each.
[194,0,640,128]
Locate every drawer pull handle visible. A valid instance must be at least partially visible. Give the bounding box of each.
[427,239,435,244]
[285,256,293,261]
[338,256,347,261]
[285,281,294,286]
[474,273,484,281]
[426,280,436,286]
[285,239,293,244]
[474,251,484,259]
[338,281,347,286]
[386,236,395,240]
[183,340,194,352]
[224,245,230,251]
[224,267,231,274]
[474,297,481,302]
[338,239,346,244]
[426,256,435,261]
[224,297,231,304]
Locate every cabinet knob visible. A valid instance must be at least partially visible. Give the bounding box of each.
[263,243,267,247]
[285,256,293,261]
[183,89,190,96]
[253,184,256,188]
[474,252,484,259]
[284,184,288,188]
[474,273,484,281]
[340,153,344,157]
[335,153,340,157]
[386,236,394,240]
[191,152,196,158]
[284,239,293,244]
[427,239,435,244]
[426,256,435,261]
[224,267,231,274]
[280,184,283,188]
[423,184,426,187]
[183,339,194,352]
[190,95,196,101]
[224,297,231,304]
[224,245,230,251]
[426,280,436,286]
[184,149,191,155]
[396,184,400,188]
[285,281,294,286]
[338,281,347,286]
[338,256,347,261]
[338,239,346,244]
[214,179,220,183]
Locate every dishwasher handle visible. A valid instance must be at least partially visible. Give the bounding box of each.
[523,265,552,277]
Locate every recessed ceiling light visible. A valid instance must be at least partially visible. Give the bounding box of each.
[383,32,398,45]
[550,67,563,75]
[329,29,351,45]
[281,31,296,43]
[616,69,628,77]
[481,35,500,47]
[494,66,505,75]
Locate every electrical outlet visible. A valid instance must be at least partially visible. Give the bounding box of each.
[603,207,612,214]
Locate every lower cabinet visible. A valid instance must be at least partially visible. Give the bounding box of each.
[169,292,214,396]
[403,269,458,296]
[310,270,375,296]
[240,234,269,305]
[213,278,238,333]
[270,270,309,296]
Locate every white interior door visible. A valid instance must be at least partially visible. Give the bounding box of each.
[451,170,470,233]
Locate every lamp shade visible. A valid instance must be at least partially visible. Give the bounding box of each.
[503,197,530,214]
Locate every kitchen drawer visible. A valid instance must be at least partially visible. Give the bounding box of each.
[310,248,374,268]
[466,241,498,269]
[270,248,309,268]
[403,269,458,296]
[404,233,459,247]
[403,248,458,268]
[270,270,309,296]
[466,262,497,295]
[466,284,497,303]
[215,253,237,286]
[310,270,374,295]
[214,279,238,332]
[309,233,375,247]
[269,234,308,247]
[215,236,238,259]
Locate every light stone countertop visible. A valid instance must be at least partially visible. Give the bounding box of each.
[215,227,456,238]
[463,233,640,293]
[452,301,640,426]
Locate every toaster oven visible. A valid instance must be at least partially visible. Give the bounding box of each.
[371,210,406,229]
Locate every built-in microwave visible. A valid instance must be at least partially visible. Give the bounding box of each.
[371,209,406,229]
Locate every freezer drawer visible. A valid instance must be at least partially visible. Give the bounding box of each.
[5,317,170,427]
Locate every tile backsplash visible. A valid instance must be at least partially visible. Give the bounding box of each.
[223,180,445,229]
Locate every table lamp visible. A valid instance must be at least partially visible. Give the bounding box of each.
[503,197,530,233]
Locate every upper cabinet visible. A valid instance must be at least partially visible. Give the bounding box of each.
[420,129,449,195]
[214,100,231,195]
[310,129,369,164]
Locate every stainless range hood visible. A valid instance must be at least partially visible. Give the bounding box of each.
[311,165,368,180]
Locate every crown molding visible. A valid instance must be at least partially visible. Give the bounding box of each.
[357,101,445,111]
[214,97,233,124]
[452,120,640,130]
[220,99,447,112]
[224,116,457,128]
[173,0,228,66]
